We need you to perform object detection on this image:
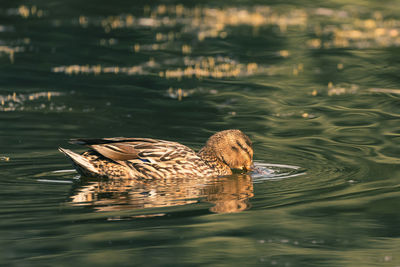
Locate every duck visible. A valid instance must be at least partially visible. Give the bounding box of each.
[59,129,253,179]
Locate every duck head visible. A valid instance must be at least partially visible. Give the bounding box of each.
[202,129,253,171]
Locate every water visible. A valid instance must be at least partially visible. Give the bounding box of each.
[1,0,400,266]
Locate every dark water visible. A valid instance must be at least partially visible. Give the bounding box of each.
[2,0,400,266]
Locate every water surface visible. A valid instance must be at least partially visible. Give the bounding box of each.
[1,0,400,266]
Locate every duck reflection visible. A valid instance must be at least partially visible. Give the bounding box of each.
[69,174,253,214]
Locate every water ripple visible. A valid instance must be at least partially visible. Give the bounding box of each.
[252,162,306,182]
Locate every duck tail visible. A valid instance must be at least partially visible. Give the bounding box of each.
[58,147,100,176]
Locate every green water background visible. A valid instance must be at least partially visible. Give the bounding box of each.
[1,0,400,266]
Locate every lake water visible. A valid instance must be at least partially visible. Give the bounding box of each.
[1,0,400,266]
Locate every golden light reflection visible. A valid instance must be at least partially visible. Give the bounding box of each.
[97,6,307,40]
[327,83,359,96]
[368,88,400,94]
[308,14,400,49]
[52,64,144,75]
[0,91,62,112]
[69,174,254,214]
[17,5,44,18]
[34,4,400,85]
[0,46,24,63]
[86,5,400,50]
[0,156,10,161]
[52,57,261,79]
[166,87,194,101]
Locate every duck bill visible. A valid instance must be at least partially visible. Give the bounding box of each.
[245,164,255,172]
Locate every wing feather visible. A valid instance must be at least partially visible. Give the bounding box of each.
[91,143,139,161]
[70,137,196,163]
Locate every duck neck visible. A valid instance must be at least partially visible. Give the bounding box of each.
[197,147,232,175]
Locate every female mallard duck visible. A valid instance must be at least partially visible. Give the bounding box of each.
[59,129,253,179]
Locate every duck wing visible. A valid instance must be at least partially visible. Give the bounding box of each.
[69,137,195,162]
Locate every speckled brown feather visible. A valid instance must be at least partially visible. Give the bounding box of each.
[59,129,253,179]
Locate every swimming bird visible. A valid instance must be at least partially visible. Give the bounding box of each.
[59,129,253,179]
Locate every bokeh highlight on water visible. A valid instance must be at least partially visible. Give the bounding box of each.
[1,1,400,266]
